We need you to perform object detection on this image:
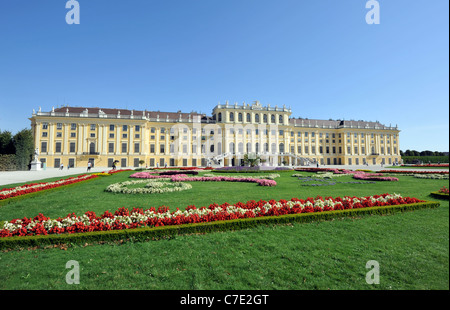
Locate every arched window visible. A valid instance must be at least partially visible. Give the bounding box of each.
[238,142,244,153]
[271,114,276,124]
[229,142,235,153]
[246,142,251,153]
[218,112,222,122]
[255,114,260,123]
[271,143,276,154]
[246,113,251,123]
[89,142,96,154]
[217,142,222,154]
[279,143,285,153]
[238,113,243,122]
[264,143,269,152]
[229,112,234,122]
[255,143,260,153]
[279,115,283,124]
[263,114,268,123]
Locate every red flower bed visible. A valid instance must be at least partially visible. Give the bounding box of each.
[380,170,449,174]
[0,174,99,201]
[409,164,449,167]
[0,193,424,238]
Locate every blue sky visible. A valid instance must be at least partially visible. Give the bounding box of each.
[0,0,448,151]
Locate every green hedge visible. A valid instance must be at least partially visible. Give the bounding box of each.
[402,156,449,164]
[430,191,449,200]
[0,201,440,250]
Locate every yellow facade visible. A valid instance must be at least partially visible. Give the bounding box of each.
[29,102,401,168]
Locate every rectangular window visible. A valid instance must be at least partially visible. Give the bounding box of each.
[56,132,62,138]
[109,133,114,138]
[160,144,165,153]
[71,123,77,130]
[69,142,76,153]
[150,144,155,153]
[121,158,127,167]
[90,124,96,130]
[42,122,48,129]
[109,124,115,131]
[41,141,47,153]
[55,142,62,153]
[57,123,63,130]
[135,125,140,132]
[121,143,127,153]
[122,125,128,131]
[108,143,114,153]
[68,158,75,168]
[42,132,48,137]
[149,158,155,166]
[134,143,140,153]
[70,132,76,138]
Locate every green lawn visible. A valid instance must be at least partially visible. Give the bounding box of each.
[0,169,448,290]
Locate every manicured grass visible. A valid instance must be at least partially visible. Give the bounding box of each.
[0,170,448,290]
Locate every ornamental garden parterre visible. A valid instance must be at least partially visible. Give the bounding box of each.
[0,167,444,244]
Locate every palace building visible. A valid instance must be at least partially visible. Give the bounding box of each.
[29,101,401,168]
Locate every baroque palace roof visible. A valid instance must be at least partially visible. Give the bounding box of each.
[32,105,398,131]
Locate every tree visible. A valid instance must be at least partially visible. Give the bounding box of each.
[243,153,260,167]
[13,129,34,170]
[0,130,15,154]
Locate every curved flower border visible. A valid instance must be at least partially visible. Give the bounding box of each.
[0,174,98,201]
[105,179,192,194]
[0,193,424,238]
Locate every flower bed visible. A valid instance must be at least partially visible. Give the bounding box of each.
[0,174,99,201]
[409,164,449,167]
[170,175,277,186]
[353,172,398,182]
[430,186,449,200]
[105,180,192,194]
[413,174,449,180]
[0,193,425,238]
[380,170,449,175]
[214,166,292,173]
[129,171,277,186]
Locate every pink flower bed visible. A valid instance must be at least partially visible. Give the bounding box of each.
[130,171,277,186]
[380,170,449,174]
[353,172,398,181]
